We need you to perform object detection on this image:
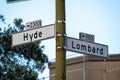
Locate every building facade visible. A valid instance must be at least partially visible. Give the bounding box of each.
[49,54,120,80]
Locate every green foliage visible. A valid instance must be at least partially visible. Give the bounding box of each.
[0,14,48,79]
[0,14,5,23]
[0,62,38,80]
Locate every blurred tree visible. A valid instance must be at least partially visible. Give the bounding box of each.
[0,14,48,80]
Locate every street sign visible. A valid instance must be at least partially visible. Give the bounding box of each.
[26,20,42,30]
[66,37,108,58]
[12,24,55,46]
[79,32,95,43]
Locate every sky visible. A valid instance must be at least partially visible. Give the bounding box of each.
[0,0,120,79]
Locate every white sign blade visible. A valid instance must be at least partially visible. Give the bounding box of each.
[12,24,55,46]
[66,37,108,58]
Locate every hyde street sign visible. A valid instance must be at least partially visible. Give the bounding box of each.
[12,24,55,46]
[66,37,108,58]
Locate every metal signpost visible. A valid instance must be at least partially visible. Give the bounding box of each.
[66,37,108,58]
[12,24,55,46]
[56,0,66,80]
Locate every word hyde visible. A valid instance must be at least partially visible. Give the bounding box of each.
[23,31,42,42]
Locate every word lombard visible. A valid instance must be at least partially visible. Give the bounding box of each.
[23,31,42,41]
[71,41,103,54]
[66,37,108,58]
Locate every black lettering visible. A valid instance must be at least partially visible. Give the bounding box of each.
[76,44,80,49]
[29,33,33,41]
[88,45,91,52]
[27,24,30,28]
[34,31,37,38]
[35,22,38,27]
[30,23,32,28]
[91,35,94,41]
[100,48,103,55]
[92,47,95,53]
[81,45,86,51]
[97,48,99,53]
[39,32,42,37]
[72,41,76,49]
[31,22,33,27]
[86,34,89,40]
[23,33,28,41]
[38,20,41,26]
